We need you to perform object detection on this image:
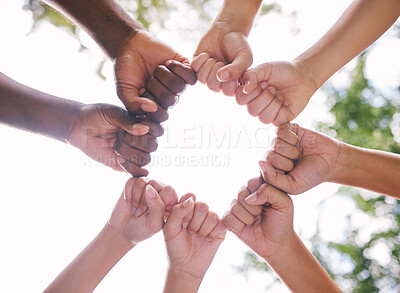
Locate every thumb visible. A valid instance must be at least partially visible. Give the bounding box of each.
[242,63,272,94]
[117,87,158,115]
[145,185,165,233]
[104,106,149,136]
[217,47,253,82]
[244,183,293,213]
[163,197,194,240]
[258,160,296,194]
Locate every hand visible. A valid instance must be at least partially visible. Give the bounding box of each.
[114,31,196,121]
[163,195,226,281]
[108,177,178,244]
[193,21,252,96]
[260,123,341,194]
[236,60,318,125]
[223,177,295,260]
[68,103,163,177]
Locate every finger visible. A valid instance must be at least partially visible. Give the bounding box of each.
[223,211,245,233]
[276,123,299,145]
[148,179,166,193]
[146,77,178,108]
[206,62,225,92]
[191,52,210,72]
[272,105,291,126]
[166,60,197,85]
[265,150,294,172]
[217,44,252,82]
[121,131,158,153]
[244,183,293,212]
[259,161,297,195]
[144,185,165,233]
[241,63,271,94]
[135,117,164,137]
[159,185,179,218]
[221,79,240,96]
[123,177,137,201]
[164,197,195,240]
[272,138,300,160]
[197,58,217,83]
[246,177,264,194]
[117,87,158,114]
[229,199,256,226]
[258,96,284,125]
[102,105,149,136]
[237,186,263,216]
[114,139,151,167]
[235,83,264,106]
[198,211,219,237]
[136,182,151,217]
[206,220,227,242]
[129,177,149,215]
[247,87,276,117]
[118,158,148,177]
[141,91,169,123]
[179,193,196,228]
[188,202,209,233]
[154,65,186,95]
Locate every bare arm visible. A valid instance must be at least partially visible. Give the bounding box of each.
[296,0,400,88]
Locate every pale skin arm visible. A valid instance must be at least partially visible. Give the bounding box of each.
[44,178,176,292]
[224,178,341,293]
[261,123,400,198]
[296,0,400,89]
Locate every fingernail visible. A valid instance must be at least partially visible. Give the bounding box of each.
[276,95,283,101]
[132,124,149,135]
[245,193,257,204]
[182,221,189,229]
[219,70,230,81]
[259,161,268,173]
[141,103,157,112]
[165,60,173,67]
[205,236,213,242]
[183,198,193,208]
[267,87,276,95]
[283,100,290,106]
[260,82,268,89]
[131,207,137,215]
[134,208,142,217]
[146,185,156,199]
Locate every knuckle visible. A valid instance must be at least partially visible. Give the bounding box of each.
[196,202,209,213]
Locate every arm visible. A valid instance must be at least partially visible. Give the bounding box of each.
[0,73,163,176]
[44,0,195,116]
[192,0,262,96]
[296,0,400,89]
[260,123,400,198]
[223,178,341,292]
[45,177,175,292]
[163,195,227,293]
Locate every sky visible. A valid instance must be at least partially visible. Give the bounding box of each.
[0,0,399,292]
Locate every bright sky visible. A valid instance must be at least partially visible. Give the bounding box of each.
[0,0,399,292]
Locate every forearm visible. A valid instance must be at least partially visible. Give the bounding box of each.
[331,143,400,198]
[266,233,341,293]
[0,73,82,143]
[214,0,263,35]
[163,268,202,293]
[295,0,400,88]
[44,224,134,293]
[44,0,144,59]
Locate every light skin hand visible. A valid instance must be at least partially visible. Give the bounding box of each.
[260,123,341,195]
[163,195,226,293]
[68,103,164,177]
[236,61,318,125]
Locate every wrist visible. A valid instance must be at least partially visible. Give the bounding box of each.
[262,230,298,264]
[104,222,135,251]
[66,103,87,148]
[328,141,353,184]
[215,0,262,35]
[163,267,203,293]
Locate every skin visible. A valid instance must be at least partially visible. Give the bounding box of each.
[223,178,341,293]
[0,73,162,176]
[261,123,400,198]
[44,177,178,293]
[238,0,400,125]
[192,0,262,96]
[44,0,196,119]
[163,195,227,293]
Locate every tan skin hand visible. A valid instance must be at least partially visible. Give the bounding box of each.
[115,31,190,114]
